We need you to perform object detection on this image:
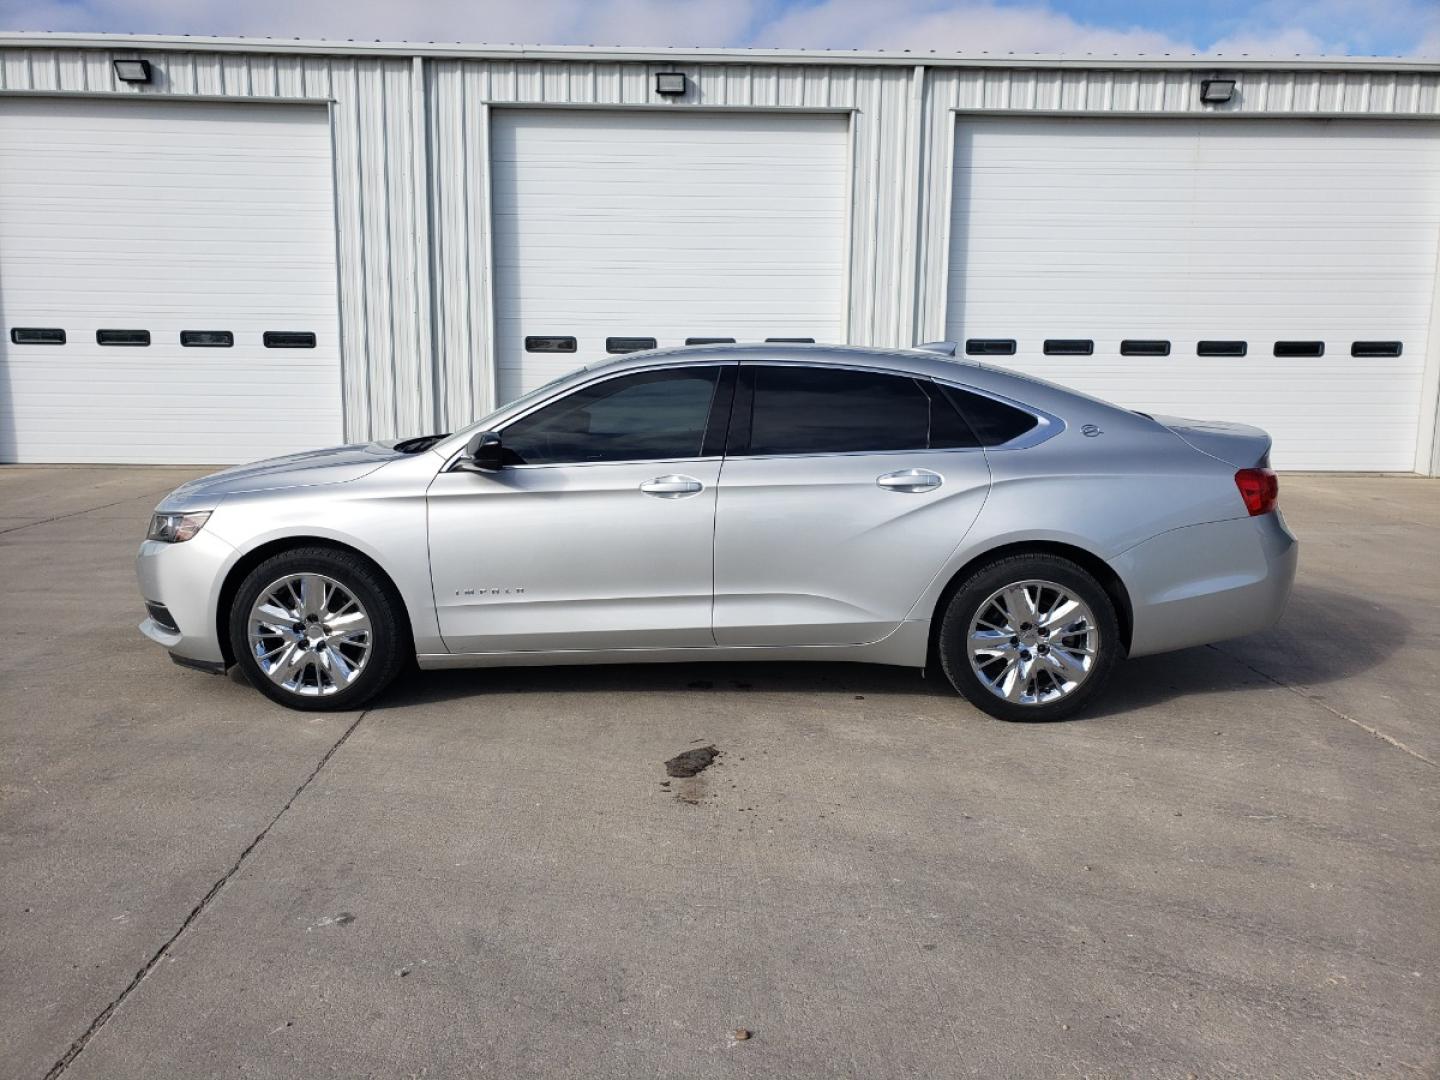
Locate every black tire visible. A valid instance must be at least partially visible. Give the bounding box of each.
[228,546,409,712]
[937,554,1120,722]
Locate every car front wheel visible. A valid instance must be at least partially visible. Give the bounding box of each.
[229,547,407,711]
[937,554,1120,722]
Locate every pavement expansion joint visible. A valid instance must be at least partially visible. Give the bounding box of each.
[41,708,372,1079]
[0,486,184,537]
[1207,643,1436,768]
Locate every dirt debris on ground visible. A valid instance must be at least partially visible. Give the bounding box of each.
[664,745,719,778]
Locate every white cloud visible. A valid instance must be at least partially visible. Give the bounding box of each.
[754,1,1186,56]
[0,0,758,46]
[754,0,1437,58]
[568,0,760,48]
[1204,0,1439,57]
[0,0,1433,56]
[1205,27,1331,57]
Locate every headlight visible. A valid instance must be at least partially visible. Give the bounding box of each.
[147,511,211,543]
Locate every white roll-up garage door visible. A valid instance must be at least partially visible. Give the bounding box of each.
[491,109,850,402]
[0,97,342,464]
[947,118,1440,471]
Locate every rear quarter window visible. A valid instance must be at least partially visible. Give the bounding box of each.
[940,386,1039,446]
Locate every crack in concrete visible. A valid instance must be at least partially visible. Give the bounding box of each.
[42,709,371,1079]
[1207,644,1436,768]
[0,487,180,537]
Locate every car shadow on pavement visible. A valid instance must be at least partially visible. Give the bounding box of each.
[1087,581,1402,719]
[373,581,1400,722]
[379,657,958,711]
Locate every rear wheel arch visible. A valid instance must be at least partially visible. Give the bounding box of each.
[215,537,414,668]
[927,540,1133,665]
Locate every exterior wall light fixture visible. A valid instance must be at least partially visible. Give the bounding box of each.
[113,58,153,83]
[1200,78,1236,104]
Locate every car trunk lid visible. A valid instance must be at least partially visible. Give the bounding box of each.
[1150,414,1273,468]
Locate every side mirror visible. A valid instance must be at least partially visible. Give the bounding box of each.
[462,431,504,472]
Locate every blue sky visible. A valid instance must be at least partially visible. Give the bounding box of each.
[1,0,1435,58]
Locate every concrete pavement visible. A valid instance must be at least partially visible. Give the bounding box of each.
[0,466,1435,1079]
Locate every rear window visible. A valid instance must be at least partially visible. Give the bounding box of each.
[737,367,984,455]
[745,366,932,455]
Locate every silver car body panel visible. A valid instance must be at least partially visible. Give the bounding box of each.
[413,621,934,671]
[137,343,1297,675]
[157,442,402,508]
[1150,414,1274,469]
[428,456,724,652]
[712,446,990,646]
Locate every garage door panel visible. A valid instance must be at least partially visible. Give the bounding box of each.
[948,118,1440,472]
[0,98,342,464]
[491,109,848,400]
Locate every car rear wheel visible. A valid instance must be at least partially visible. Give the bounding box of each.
[229,547,407,711]
[937,554,1120,722]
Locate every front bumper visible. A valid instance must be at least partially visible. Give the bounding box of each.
[136,529,238,668]
[1114,510,1298,658]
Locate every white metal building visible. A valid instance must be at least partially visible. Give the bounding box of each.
[0,33,1437,472]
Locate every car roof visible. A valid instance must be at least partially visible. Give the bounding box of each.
[583,341,1129,415]
[584,341,979,380]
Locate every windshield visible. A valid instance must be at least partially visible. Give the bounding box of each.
[454,364,590,437]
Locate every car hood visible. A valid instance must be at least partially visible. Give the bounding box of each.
[159,443,404,509]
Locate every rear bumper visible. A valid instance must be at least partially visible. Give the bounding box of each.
[1115,511,1297,658]
[135,531,236,667]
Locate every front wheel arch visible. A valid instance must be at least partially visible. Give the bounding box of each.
[927,540,1132,669]
[216,537,413,668]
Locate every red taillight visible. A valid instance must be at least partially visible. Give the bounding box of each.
[1234,468,1279,516]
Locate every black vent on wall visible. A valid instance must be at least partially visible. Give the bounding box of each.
[10,327,65,345]
[605,337,657,354]
[97,329,150,346]
[180,330,234,348]
[1043,339,1094,356]
[1120,339,1171,356]
[1351,341,1402,357]
[964,339,1016,356]
[1197,340,1247,357]
[264,331,317,349]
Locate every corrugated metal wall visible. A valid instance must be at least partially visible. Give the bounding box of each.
[2,45,1437,444]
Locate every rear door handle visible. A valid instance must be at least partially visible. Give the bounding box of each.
[640,475,704,498]
[876,468,943,493]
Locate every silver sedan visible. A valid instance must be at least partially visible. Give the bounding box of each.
[137,342,1297,721]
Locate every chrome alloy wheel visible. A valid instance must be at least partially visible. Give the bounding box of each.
[247,573,372,697]
[967,579,1099,706]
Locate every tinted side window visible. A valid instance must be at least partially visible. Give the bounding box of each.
[921,381,981,449]
[940,386,1039,446]
[745,367,933,455]
[501,367,720,465]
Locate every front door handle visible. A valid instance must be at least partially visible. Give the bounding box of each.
[876,468,943,493]
[640,475,704,498]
